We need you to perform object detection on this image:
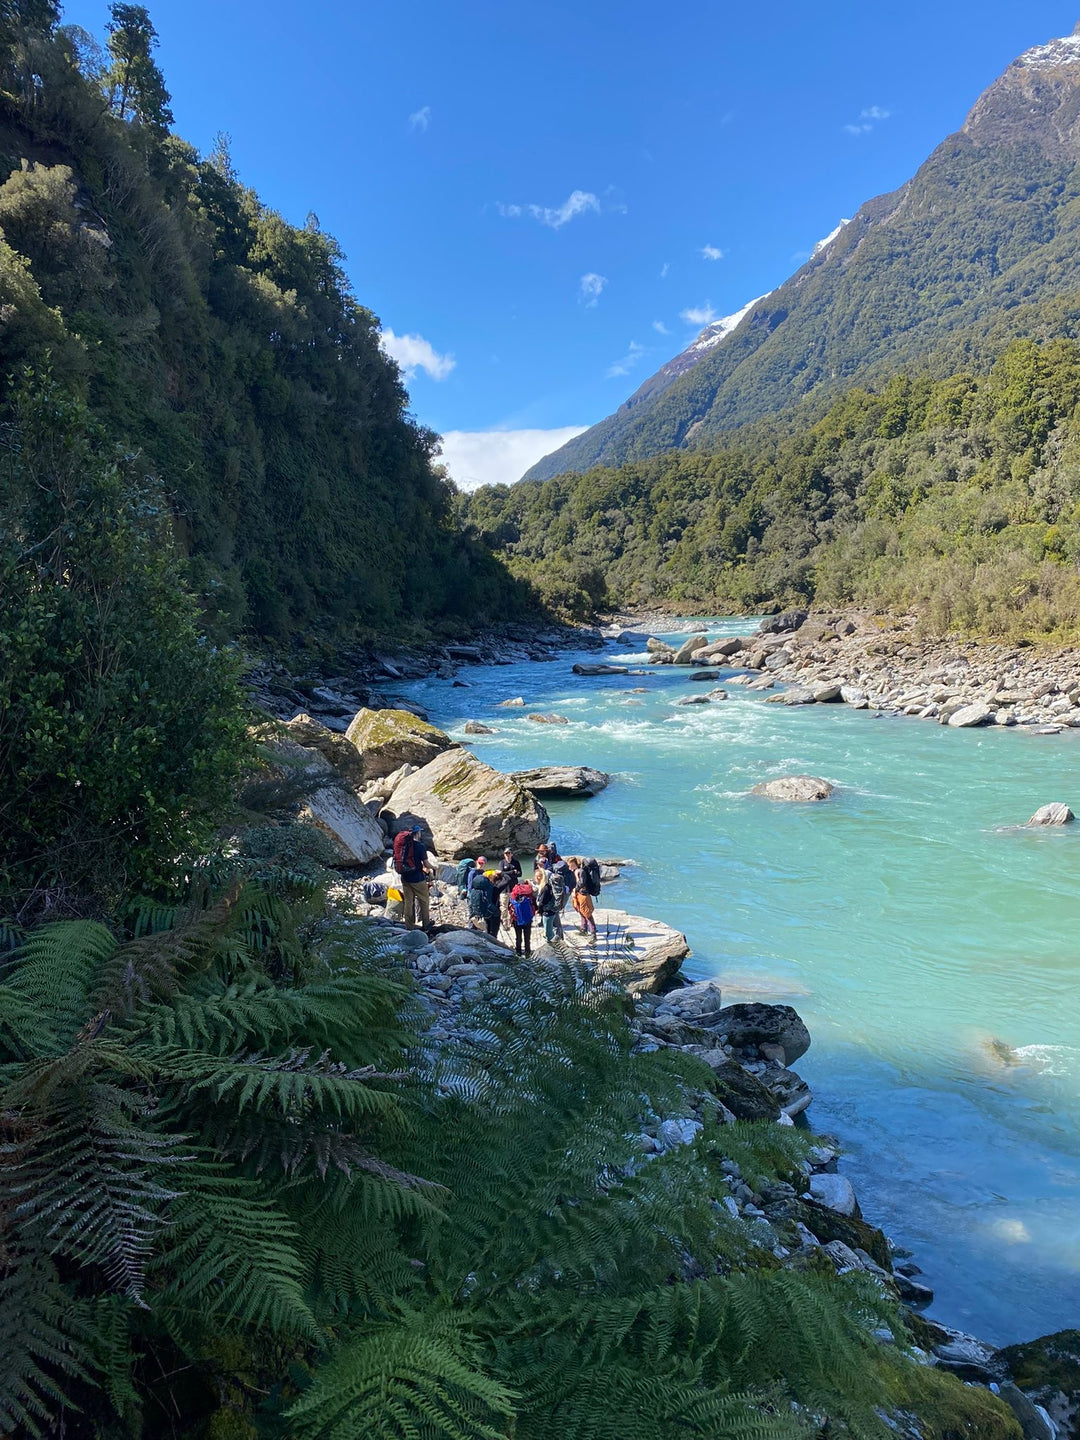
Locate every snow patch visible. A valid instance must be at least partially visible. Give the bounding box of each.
[1017,33,1080,71]
[687,294,770,357]
[812,218,851,257]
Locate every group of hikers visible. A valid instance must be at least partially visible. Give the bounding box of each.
[458,844,603,956]
[390,825,603,957]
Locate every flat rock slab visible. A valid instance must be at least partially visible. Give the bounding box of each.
[536,908,689,994]
[572,663,629,676]
[752,775,834,802]
[1028,803,1075,826]
[511,764,610,798]
[948,702,993,728]
[527,713,570,725]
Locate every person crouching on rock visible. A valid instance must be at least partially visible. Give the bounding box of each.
[534,857,564,942]
[392,824,433,933]
[571,858,598,938]
[509,874,536,957]
[467,861,500,937]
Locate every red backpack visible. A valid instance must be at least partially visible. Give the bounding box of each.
[393,831,417,873]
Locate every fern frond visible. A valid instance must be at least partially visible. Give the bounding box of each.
[0,1254,95,1440]
[6,921,116,1047]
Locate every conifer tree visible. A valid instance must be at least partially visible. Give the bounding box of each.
[103,3,172,133]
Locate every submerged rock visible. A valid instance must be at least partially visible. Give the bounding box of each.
[1027,803,1074,826]
[386,748,550,859]
[751,776,834,803]
[572,662,629,675]
[526,712,570,725]
[511,765,610,798]
[346,707,455,780]
[497,697,525,707]
[463,720,495,735]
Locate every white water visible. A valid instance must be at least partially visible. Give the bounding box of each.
[398,619,1080,1344]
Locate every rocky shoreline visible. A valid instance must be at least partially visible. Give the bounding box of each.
[260,620,1077,1437]
[634,609,1080,735]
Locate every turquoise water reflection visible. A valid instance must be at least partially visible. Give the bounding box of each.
[398,620,1080,1343]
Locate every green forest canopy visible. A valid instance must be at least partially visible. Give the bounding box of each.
[0,0,527,641]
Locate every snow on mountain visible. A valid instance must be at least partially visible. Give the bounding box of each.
[812,218,851,257]
[1017,30,1080,71]
[685,294,771,358]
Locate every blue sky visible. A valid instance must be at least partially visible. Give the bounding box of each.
[62,0,1080,485]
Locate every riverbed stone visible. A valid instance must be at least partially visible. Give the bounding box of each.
[497,697,525,707]
[464,720,495,735]
[715,1002,811,1063]
[674,633,708,665]
[1027,803,1075,826]
[526,712,570,725]
[812,681,843,702]
[782,686,816,705]
[947,702,994,728]
[511,765,610,797]
[572,663,629,675]
[809,1173,858,1216]
[386,749,550,859]
[751,776,834,802]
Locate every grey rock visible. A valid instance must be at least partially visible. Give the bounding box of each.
[265,739,384,865]
[758,609,807,635]
[751,775,834,802]
[463,720,495,735]
[763,649,793,671]
[572,663,629,675]
[716,1003,811,1064]
[346,707,456,780]
[811,681,842,702]
[947,702,994,728]
[1027,802,1074,826]
[782,686,817,705]
[526,712,570,725]
[808,1173,858,1216]
[673,633,709,665]
[387,750,550,859]
[675,693,713,705]
[283,712,366,787]
[497,697,525,707]
[511,764,610,798]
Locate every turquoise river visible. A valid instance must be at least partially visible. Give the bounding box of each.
[399,618,1080,1345]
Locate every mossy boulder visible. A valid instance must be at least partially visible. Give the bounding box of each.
[284,712,366,788]
[346,707,455,781]
[385,748,550,859]
[697,1054,781,1121]
[1000,1330,1080,1439]
[794,1198,892,1270]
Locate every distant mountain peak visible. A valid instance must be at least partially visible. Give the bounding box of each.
[1016,30,1080,69]
[812,218,851,257]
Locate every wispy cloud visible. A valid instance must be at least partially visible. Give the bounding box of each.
[579,272,607,307]
[680,303,717,326]
[659,261,670,279]
[496,189,600,229]
[380,328,455,381]
[439,426,588,490]
[408,105,431,132]
[652,319,670,335]
[606,340,645,379]
[701,244,725,261]
[843,104,892,135]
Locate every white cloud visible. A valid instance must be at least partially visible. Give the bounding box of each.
[844,105,891,135]
[496,189,600,229]
[380,328,455,381]
[652,319,670,335]
[579,272,607,307]
[659,261,670,278]
[680,302,717,326]
[701,244,725,261]
[439,427,588,490]
[408,105,431,132]
[606,340,645,379]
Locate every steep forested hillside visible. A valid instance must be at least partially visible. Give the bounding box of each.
[0,3,524,639]
[526,28,1080,481]
[463,339,1080,638]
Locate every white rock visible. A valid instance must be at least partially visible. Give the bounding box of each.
[809,1173,858,1216]
[947,703,994,728]
[1027,803,1075,826]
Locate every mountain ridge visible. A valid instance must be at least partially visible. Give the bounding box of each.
[523,25,1080,482]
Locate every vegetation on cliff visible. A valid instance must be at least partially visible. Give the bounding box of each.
[0,2,526,641]
[463,338,1080,638]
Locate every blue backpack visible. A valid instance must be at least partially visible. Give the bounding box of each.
[510,893,534,925]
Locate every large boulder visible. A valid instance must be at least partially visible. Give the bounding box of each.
[947,702,993,728]
[511,765,610,798]
[673,633,708,665]
[1027,803,1075,826]
[386,748,550,859]
[809,1173,858,1216]
[759,609,807,635]
[283,712,367,788]
[695,636,743,659]
[267,739,384,865]
[346,707,455,780]
[715,1002,811,1064]
[697,1055,781,1121]
[752,776,833,802]
[538,909,689,994]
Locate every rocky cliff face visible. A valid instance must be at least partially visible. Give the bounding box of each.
[524,25,1080,483]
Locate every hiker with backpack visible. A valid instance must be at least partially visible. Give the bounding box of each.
[467,863,500,936]
[571,856,600,937]
[498,848,522,933]
[509,874,536,957]
[392,824,433,933]
[549,845,575,915]
[455,855,478,896]
[534,857,564,942]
